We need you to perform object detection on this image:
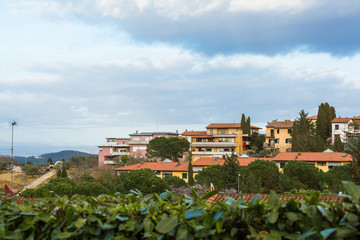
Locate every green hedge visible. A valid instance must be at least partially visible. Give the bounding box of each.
[1,181,359,239]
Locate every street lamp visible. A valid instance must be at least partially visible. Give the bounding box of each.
[237,173,240,194]
[11,121,16,191]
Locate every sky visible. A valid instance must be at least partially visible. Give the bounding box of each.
[1,0,360,156]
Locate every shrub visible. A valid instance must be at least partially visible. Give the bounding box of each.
[74,182,108,196]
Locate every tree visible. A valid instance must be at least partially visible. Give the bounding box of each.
[108,169,169,194]
[282,160,324,190]
[223,152,241,189]
[323,165,353,193]
[163,175,187,188]
[195,165,227,190]
[311,135,326,152]
[245,116,251,135]
[345,136,360,184]
[241,114,246,133]
[0,156,17,170]
[22,163,40,176]
[61,164,68,177]
[46,157,53,165]
[188,151,194,186]
[316,102,336,143]
[146,137,189,162]
[291,110,315,152]
[333,136,344,152]
[74,182,108,196]
[57,168,62,177]
[240,160,280,193]
[250,132,266,153]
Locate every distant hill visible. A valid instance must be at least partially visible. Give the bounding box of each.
[14,150,96,164]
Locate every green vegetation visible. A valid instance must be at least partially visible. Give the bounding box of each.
[146,137,190,161]
[22,162,40,176]
[163,175,187,188]
[2,181,360,239]
[0,156,17,170]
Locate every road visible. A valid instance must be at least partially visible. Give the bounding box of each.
[21,170,56,192]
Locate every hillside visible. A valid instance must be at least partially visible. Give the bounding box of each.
[15,150,96,164]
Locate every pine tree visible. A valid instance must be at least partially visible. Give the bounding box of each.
[57,168,62,177]
[291,110,315,152]
[312,135,326,152]
[187,152,194,186]
[223,152,241,189]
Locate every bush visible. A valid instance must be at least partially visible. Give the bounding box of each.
[108,169,169,194]
[164,175,187,188]
[79,174,96,183]
[1,181,360,239]
[74,182,108,196]
[31,177,76,197]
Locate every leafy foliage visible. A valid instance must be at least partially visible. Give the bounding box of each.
[146,137,190,161]
[2,182,360,239]
[74,182,108,196]
[291,110,315,152]
[22,162,40,175]
[195,165,227,190]
[164,175,187,188]
[0,156,17,170]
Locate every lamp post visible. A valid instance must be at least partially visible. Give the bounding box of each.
[237,173,240,194]
[11,121,16,191]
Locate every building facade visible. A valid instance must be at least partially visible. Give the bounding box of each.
[189,123,261,161]
[265,120,293,152]
[98,131,179,168]
[331,116,360,144]
[272,152,353,172]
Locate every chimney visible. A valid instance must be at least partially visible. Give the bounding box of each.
[136,130,138,134]
[342,154,346,157]
[176,130,178,133]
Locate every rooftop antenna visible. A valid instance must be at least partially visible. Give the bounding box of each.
[11,121,17,191]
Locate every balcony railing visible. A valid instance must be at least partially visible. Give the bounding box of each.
[112,152,130,156]
[266,135,275,138]
[128,140,149,145]
[104,161,115,165]
[192,151,239,156]
[265,143,275,147]
[191,142,237,147]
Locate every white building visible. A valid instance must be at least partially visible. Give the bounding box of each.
[331,116,360,143]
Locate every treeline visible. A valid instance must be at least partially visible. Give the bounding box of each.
[195,155,354,194]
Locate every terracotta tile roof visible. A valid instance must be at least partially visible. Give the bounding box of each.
[114,162,189,172]
[353,115,360,120]
[266,120,293,128]
[206,193,345,204]
[272,152,353,162]
[331,117,352,123]
[193,157,271,166]
[181,131,207,136]
[307,115,318,120]
[206,123,261,129]
[0,197,39,204]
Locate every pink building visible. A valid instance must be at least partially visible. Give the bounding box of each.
[98,131,179,168]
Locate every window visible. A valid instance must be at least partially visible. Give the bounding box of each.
[209,129,213,134]
[133,137,140,141]
[145,137,149,141]
[220,129,226,134]
[317,162,326,166]
[280,162,286,168]
[274,139,279,143]
[154,171,161,175]
[288,129,292,134]
[270,129,274,137]
[277,129,280,134]
[335,125,339,130]
[286,138,292,144]
[182,173,188,179]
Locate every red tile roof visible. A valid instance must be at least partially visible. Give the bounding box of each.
[307,115,318,120]
[0,197,39,204]
[266,120,293,128]
[206,193,345,204]
[193,157,271,167]
[272,152,353,162]
[331,117,352,123]
[181,131,207,136]
[114,162,189,172]
[353,115,360,120]
[206,123,261,129]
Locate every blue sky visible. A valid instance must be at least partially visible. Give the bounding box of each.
[1,0,360,156]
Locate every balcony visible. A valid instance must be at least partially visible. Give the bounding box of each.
[266,135,275,138]
[192,151,239,156]
[128,140,149,145]
[104,161,115,165]
[244,141,251,145]
[213,134,237,138]
[191,142,237,148]
[112,152,130,156]
[265,143,275,148]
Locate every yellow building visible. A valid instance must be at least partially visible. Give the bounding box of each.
[114,162,195,182]
[272,152,353,172]
[190,123,261,161]
[266,120,293,152]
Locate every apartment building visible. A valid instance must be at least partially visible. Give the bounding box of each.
[272,152,353,172]
[98,131,179,168]
[98,138,131,168]
[331,116,360,143]
[265,120,293,152]
[190,123,261,161]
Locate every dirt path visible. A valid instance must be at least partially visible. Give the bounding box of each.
[21,170,56,192]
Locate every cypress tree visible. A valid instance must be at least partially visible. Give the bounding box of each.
[291,110,315,152]
[188,152,194,186]
[246,116,251,135]
[57,168,62,178]
[241,114,246,133]
[312,135,326,152]
[61,164,68,177]
[333,136,344,152]
[316,108,327,141]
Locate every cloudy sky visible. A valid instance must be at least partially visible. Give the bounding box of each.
[1,0,360,156]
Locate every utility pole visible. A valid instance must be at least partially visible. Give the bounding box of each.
[11,121,16,191]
